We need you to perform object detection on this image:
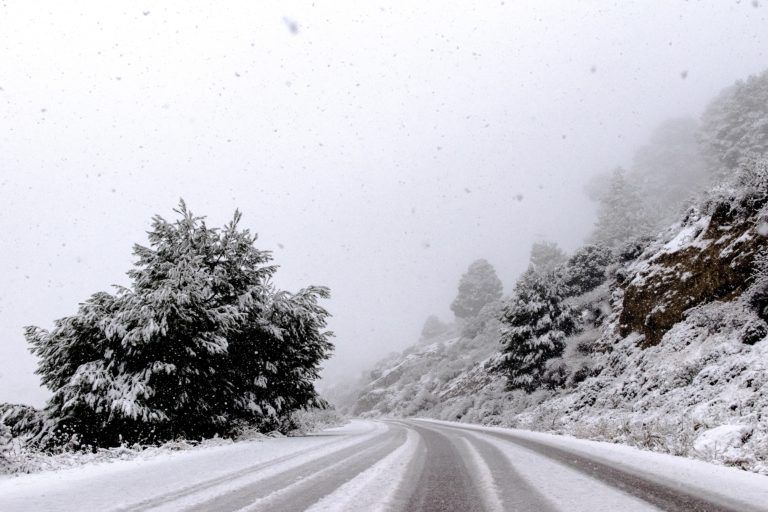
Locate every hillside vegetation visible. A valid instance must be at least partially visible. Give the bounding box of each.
[340,69,768,475]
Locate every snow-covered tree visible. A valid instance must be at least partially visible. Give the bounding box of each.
[529,241,567,273]
[0,420,11,462]
[450,259,503,319]
[631,117,708,227]
[0,404,43,441]
[227,285,333,432]
[590,168,653,248]
[562,244,614,296]
[584,119,706,238]
[699,68,768,174]
[26,201,333,448]
[497,268,577,392]
[461,300,503,339]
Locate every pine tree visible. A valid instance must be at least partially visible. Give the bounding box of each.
[25,201,333,448]
[562,244,614,296]
[631,117,708,228]
[450,259,503,319]
[497,267,576,392]
[529,241,567,273]
[461,299,503,339]
[0,420,11,457]
[699,68,768,174]
[591,168,653,248]
[227,286,333,430]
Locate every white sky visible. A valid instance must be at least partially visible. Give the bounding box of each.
[1,1,766,405]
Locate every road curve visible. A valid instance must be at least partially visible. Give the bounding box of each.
[134,419,768,512]
[401,420,765,512]
[1,418,767,512]
[397,421,484,512]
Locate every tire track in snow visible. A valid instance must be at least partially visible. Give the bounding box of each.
[401,420,557,512]
[424,422,654,512]
[114,421,385,512]
[187,423,407,512]
[456,436,505,512]
[397,422,485,512]
[457,432,558,512]
[302,425,420,512]
[426,421,760,512]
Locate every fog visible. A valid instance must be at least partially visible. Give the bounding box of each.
[1,1,766,405]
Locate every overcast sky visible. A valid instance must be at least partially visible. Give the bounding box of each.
[1,1,766,405]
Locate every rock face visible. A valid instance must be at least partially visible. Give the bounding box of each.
[620,200,768,347]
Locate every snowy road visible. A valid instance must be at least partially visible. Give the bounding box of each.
[1,419,767,512]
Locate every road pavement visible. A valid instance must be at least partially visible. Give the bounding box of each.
[2,418,767,512]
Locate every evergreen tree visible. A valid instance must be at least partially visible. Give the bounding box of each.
[0,423,12,474]
[497,268,577,392]
[450,259,503,319]
[25,201,332,448]
[0,421,10,457]
[529,241,567,273]
[631,117,708,228]
[585,118,706,237]
[227,286,333,430]
[591,168,653,248]
[699,68,768,174]
[562,244,614,296]
[461,300,503,339]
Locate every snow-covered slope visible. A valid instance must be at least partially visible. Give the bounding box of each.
[345,166,768,474]
[348,311,508,419]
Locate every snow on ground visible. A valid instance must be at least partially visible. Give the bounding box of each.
[460,428,658,512]
[0,420,380,512]
[693,424,755,458]
[419,419,768,509]
[456,436,505,512]
[659,216,710,255]
[2,418,767,512]
[416,296,768,475]
[305,426,419,512]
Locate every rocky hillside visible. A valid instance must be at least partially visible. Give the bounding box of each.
[619,190,768,347]
[341,162,768,474]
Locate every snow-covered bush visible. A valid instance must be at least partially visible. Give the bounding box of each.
[402,389,438,416]
[0,403,44,440]
[540,358,568,390]
[25,201,333,449]
[748,250,768,323]
[702,158,768,216]
[287,407,347,435]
